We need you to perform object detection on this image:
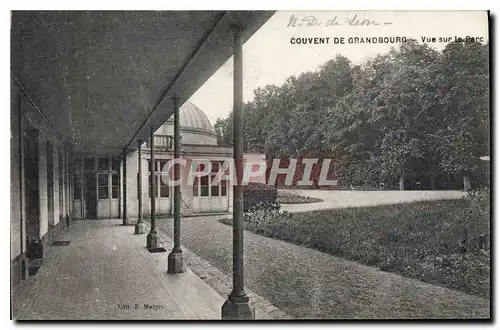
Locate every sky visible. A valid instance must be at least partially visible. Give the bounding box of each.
[188,10,489,124]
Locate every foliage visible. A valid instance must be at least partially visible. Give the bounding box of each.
[214,41,489,189]
[277,190,323,204]
[223,196,490,298]
[243,183,278,212]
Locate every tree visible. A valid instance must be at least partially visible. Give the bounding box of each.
[213,40,489,191]
[432,41,489,190]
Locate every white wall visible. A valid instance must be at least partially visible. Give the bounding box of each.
[73,200,82,219]
[125,150,138,220]
[111,199,120,218]
[10,81,23,260]
[61,150,66,221]
[51,143,60,226]
[38,131,48,237]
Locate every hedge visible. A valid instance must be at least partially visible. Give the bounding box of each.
[243,183,277,211]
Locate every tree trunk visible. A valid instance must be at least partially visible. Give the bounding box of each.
[430,174,437,190]
[463,175,472,192]
[399,173,404,191]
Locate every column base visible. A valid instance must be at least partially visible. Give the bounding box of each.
[17,253,29,281]
[167,250,186,274]
[21,256,29,280]
[135,222,145,235]
[221,294,255,320]
[146,230,159,248]
[122,218,133,226]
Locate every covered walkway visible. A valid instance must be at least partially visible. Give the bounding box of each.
[11,219,274,320]
[11,11,274,319]
[12,219,223,320]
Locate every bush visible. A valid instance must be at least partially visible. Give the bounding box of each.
[221,195,491,299]
[277,190,323,204]
[459,186,490,253]
[243,183,277,212]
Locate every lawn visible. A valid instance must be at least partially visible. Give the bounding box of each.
[221,193,490,299]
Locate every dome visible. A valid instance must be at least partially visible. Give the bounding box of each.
[159,101,218,145]
[166,101,215,134]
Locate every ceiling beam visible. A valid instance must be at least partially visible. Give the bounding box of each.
[122,11,228,155]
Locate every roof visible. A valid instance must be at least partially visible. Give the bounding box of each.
[11,11,275,156]
[165,102,214,134]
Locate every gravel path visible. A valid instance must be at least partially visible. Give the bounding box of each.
[279,190,466,213]
[156,214,489,319]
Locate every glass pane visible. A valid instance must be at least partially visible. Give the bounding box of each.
[160,186,169,197]
[211,185,219,197]
[98,158,109,171]
[98,174,108,186]
[221,179,228,196]
[158,173,168,187]
[200,186,209,196]
[112,173,119,185]
[112,186,119,199]
[200,176,209,185]
[159,160,168,173]
[111,158,120,171]
[211,162,219,173]
[98,187,108,199]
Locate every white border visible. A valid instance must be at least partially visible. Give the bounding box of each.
[2,1,497,329]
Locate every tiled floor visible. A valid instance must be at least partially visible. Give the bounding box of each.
[11,219,230,320]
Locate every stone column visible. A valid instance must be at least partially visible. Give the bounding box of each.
[135,140,145,234]
[146,126,158,248]
[66,149,71,226]
[122,151,127,225]
[122,150,138,224]
[80,159,84,219]
[168,96,186,273]
[222,25,255,320]
[17,94,29,280]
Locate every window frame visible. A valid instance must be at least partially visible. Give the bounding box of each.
[97,173,109,199]
[148,159,171,198]
[192,161,227,198]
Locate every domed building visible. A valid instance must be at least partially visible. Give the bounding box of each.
[137,101,265,216]
[71,101,265,220]
[158,102,219,146]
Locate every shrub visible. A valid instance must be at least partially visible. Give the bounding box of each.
[243,183,277,212]
[221,195,491,299]
[277,190,323,204]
